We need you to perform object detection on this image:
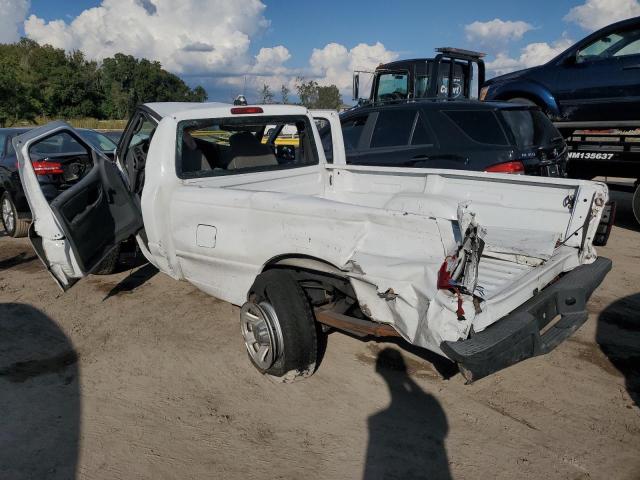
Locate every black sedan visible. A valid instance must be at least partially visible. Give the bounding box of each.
[0,127,117,237]
[329,99,567,176]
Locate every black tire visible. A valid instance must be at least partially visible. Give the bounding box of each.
[93,244,121,275]
[633,184,640,225]
[1,192,30,238]
[244,269,319,381]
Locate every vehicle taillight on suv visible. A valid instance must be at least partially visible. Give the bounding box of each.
[15,160,64,176]
[485,161,525,174]
[32,161,64,175]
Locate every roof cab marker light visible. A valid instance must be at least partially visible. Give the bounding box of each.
[485,161,525,174]
[230,107,264,114]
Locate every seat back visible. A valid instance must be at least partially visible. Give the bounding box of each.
[227,131,278,170]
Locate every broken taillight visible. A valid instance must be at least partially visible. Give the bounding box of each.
[437,256,457,290]
[32,161,64,175]
[485,161,525,174]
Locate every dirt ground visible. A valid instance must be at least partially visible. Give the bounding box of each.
[0,189,638,480]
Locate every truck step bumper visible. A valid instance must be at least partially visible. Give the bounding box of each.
[441,257,612,383]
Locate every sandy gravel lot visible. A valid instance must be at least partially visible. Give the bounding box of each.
[0,189,638,480]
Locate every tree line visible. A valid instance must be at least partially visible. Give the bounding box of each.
[0,39,207,127]
[258,78,343,110]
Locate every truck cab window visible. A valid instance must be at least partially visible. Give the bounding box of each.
[315,118,333,163]
[27,131,94,204]
[177,116,318,178]
[375,73,408,101]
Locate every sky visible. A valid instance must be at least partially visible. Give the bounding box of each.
[2,0,640,103]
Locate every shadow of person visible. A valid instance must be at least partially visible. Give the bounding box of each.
[596,293,640,407]
[364,348,451,480]
[0,303,80,479]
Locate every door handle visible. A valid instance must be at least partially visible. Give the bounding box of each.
[622,64,640,70]
[411,155,430,160]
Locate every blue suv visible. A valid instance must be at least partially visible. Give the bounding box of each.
[481,16,640,126]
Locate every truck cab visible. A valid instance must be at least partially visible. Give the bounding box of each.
[353,47,486,103]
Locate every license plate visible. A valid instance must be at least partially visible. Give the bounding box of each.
[567,151,615,160]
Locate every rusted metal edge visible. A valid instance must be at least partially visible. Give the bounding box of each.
[314,308,401,338]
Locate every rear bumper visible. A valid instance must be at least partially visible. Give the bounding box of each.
[441,257,612,383]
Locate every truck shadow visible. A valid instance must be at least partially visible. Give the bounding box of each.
[596,293,640,407]
[0,251,38,270]
[102,263,158,301]
[364,348,451,480]
[0,303,80,479]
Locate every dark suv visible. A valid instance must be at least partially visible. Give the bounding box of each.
[481,16,640,125]
[332,100,567,176]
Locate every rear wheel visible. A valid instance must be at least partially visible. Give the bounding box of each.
[1,192,30,238]
[633,183,640,225]
[241,269,320,381]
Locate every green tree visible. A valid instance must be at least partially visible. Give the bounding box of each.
[0,58,38,126]
[316,85,342,110]
[280,84,290,104]
[295,77,342,110]
[295,77,319,108]
[259,83,274,104]
[0,39,208,123]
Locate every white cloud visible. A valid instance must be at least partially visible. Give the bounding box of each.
[309,42,398,94]
[24,0,270,75]
[21,0,397,102]
[0,0,30,43]
[565,0,640,31]
[465,18,534,48]
[486,38,574,76]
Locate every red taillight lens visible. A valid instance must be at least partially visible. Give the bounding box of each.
[437,256,456,290]
[230,106,264,114]
[485,161,525,174]
[32,161,64,175]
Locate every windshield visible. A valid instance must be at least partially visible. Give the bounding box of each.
[501,109,562,148]
[375,73,408,101]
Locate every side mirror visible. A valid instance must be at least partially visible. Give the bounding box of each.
[352,73,359,101]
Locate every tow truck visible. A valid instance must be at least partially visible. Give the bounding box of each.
[352,47,486,103]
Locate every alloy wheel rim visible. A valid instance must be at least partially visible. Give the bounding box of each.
[240,300,283,370]
[2,198,14,233]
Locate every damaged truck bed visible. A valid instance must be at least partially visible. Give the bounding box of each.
[14,103,611,382]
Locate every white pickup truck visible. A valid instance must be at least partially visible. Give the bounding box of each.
[14,102,612,382]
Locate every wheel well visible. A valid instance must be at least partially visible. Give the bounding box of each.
[262,254,344,276]
[261,255,360,315]
[498,92,545,109]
